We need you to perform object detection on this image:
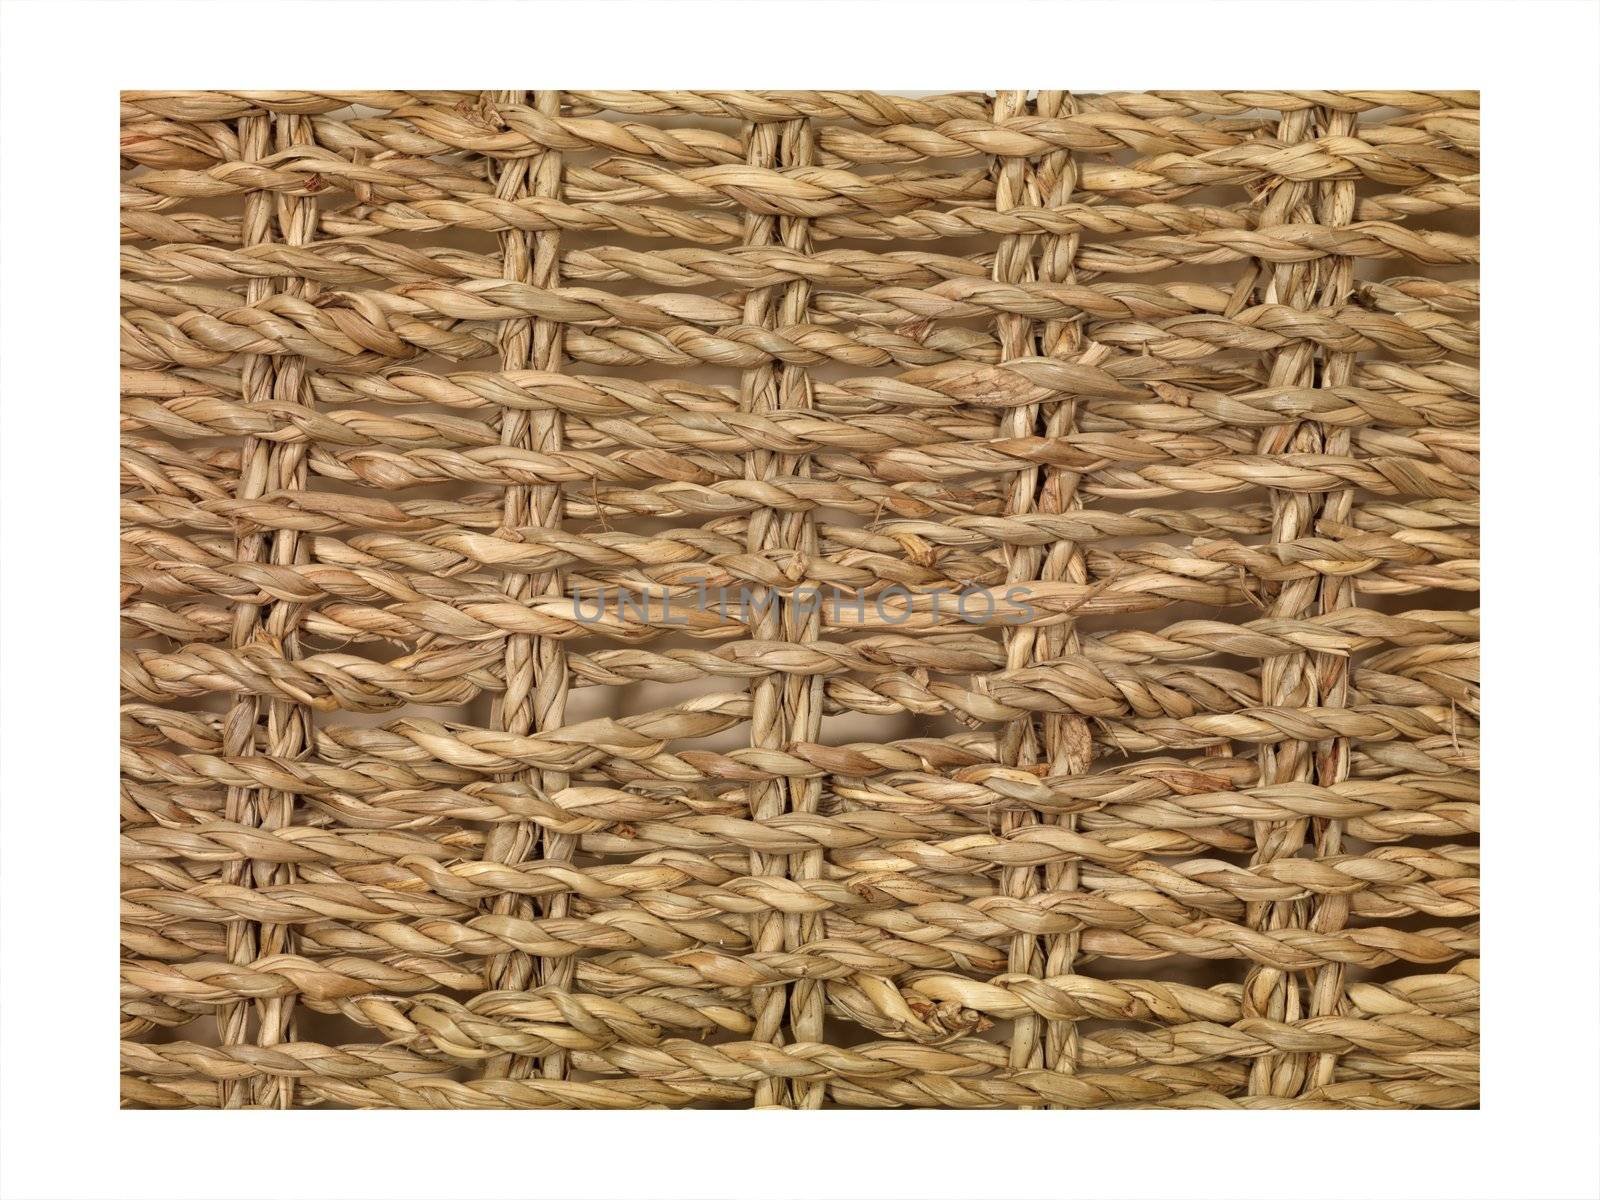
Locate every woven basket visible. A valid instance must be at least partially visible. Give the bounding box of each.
[120,89,1480,1109]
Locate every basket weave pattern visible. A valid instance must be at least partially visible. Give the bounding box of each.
[121,90,1480,1109]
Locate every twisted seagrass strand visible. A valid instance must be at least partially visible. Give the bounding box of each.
[215,111,273,1109]
[239,110,320,1109]
[773,115,829,1107]
[1030,89,1095,1081]
[739,116,793,1108]
[484,88,573,1084]
[991,88,1047,1073]
[1243,107,1320,1098]
[1305,103,1360,1094]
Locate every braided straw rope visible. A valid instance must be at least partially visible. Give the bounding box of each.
[121,89,1479,1109]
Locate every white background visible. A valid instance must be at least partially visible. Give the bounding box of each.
[2,2,1596,1197]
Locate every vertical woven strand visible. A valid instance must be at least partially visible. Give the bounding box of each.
[480,88,571,1083]
[215,111,274,1109]
[480,85,538,1077]
[1029,90,1095,1081]
[739,116,791,1109]
[526,89,573,1086]
[990,89,1047,1075]
[774,115,826,1109]
[1305,103,1359,1092]
[251,110,320,1108]
[1244,106,1321,1099]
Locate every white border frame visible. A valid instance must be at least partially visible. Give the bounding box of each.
[3,2,1597,1197]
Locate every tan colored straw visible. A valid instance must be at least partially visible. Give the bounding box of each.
[120,89,1479,1108]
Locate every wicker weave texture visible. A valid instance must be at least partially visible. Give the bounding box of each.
[121,90,1479,1109]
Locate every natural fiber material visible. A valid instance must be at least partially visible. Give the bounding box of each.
[120,90,1480,1109]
